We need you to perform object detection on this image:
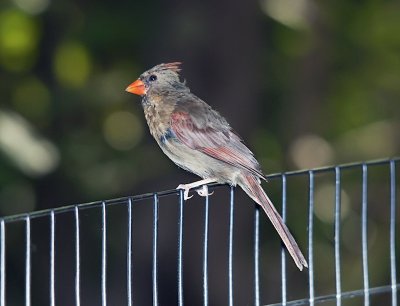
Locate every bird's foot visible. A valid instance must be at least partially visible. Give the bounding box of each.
[176,178,217,201]
[196,185,214,197]
[176,184,194,200]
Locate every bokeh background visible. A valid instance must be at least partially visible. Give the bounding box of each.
[1,0,400,214]
[0,0,399,305]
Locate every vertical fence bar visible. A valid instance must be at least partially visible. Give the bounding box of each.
[228,186,235,306]
[74,206,81,306]
[0,220,5,306]
[254,205,260,306]
[25,217,31,306]
[281,174,287,305]
[203,191,210,306]
[50,211,55,306]
[177,190,184,306]
[127,199,133,306]
[152,194,159,306]
[308,171,315,306]
[389,161,397,306]
[334,167,342,306]
[101,202,107,306]
[361,164,370,306]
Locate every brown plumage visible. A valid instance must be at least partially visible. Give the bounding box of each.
[126,62,308,270]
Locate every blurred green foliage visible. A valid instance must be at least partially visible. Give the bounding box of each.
[0,0,398,213]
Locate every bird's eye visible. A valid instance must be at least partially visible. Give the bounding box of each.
[149,75,157,82]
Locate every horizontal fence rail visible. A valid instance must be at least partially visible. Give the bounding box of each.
[0,158,398,305]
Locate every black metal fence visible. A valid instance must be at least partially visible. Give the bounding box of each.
[0,158,398,305]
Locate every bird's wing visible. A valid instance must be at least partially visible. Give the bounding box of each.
[170,102,266,179]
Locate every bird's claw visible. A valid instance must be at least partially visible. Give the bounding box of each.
[177,184,193,200]
[196,185,214,197]
[176,183,213,200]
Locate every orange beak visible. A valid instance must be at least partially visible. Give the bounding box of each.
[125,79,146,96]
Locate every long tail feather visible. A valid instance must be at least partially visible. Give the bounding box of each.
[239,175,308,270]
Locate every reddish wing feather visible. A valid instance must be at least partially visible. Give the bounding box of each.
[171,112,226,148]
[171,111,265,179]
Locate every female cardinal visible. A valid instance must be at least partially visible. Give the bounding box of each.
[125,62,307,270]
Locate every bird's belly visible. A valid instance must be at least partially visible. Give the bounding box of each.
[159,139,240,185]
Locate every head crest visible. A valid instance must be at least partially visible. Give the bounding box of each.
[157,62,182,73]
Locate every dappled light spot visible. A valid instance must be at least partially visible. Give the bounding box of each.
[13,0,50,15]
[103,111,143,151]
[335,120,399,161]
[260,0,309,30]
[289,134,334,169]
[53,41,92,88]
[314,183,350,224]
[0,110,59,176]
[0,9,39,71]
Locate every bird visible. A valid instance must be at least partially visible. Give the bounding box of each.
[125,62,308,271]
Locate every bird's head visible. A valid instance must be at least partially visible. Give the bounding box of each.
[125,62,187,97]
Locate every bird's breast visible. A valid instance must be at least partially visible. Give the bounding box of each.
[143,103,172,140]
